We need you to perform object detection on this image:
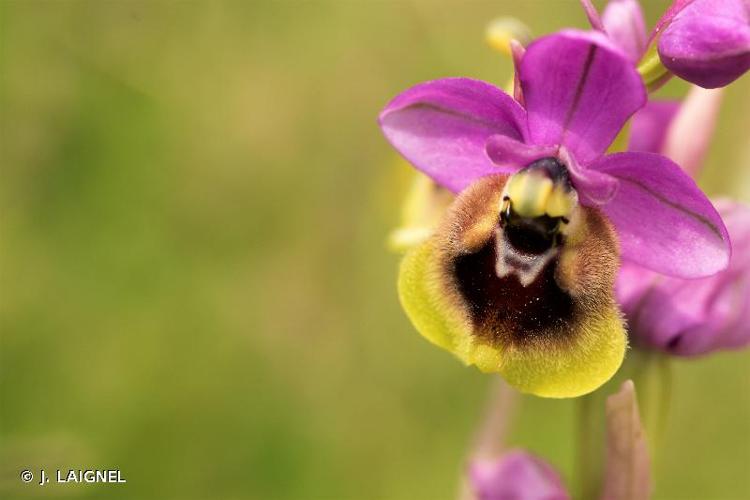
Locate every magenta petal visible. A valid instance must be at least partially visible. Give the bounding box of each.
[486,135,556,170]
[594,152,730,278]
[617,265,675,350]
[676,278,750,355]
[628,100,680,154]
[615,263,661,315]
[470,451,570,500]
[697,199,750,351]
[617,263,709,352]
[520,30,646,165]
[617,202,750,355]
[658,0,750,89]
[379,78,527,193]
[559,147,619,205]
[602,0,648,62]
[650,0,694,43]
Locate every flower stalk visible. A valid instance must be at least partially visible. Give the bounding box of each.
[458,378,519,500]
[637,44,673,92]
[628,350,672,462]
[575,389,607,500]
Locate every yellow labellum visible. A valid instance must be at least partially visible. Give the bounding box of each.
[399,241,626,398]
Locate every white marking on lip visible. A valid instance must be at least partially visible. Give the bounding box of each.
[494,228,557,287]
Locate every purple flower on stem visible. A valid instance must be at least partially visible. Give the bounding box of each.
[582,0,750,88]
[617,87,750,356]
[379,30,729,397]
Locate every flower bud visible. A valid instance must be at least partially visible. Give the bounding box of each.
[657,0,750,88]
[602,0,648,63]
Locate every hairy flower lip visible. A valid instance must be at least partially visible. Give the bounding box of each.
[398,174,627,398]
[379,30,730,279]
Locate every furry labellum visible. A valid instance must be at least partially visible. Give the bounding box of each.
[399,160,627,398]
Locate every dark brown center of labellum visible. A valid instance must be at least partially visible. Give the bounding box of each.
[435,165,618,350]
[454,238,575,343]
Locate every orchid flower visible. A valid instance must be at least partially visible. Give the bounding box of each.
[617,87,750,356]
[582,0,750,89]
[379,30,729,397]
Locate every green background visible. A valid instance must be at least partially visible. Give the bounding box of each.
[1,1,748,499]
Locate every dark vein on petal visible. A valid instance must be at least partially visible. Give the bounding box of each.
[402,102,503,131]
[617,176,724,241]
[562,45,598,139]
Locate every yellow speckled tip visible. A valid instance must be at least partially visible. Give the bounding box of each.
[397,175,627,399]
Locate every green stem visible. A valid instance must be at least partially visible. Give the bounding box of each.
[470,377,519,458]
[637,45,673,93]
[457,378,519,500]
[575,389,607,500]
[628,350,672,465]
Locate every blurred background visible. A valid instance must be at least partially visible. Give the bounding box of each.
[1,1,748,499]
